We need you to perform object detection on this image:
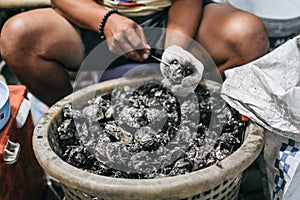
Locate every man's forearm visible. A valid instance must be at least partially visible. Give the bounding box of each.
[51,0,107,32]
[165,0,203,49]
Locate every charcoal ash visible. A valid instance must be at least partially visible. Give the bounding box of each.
[53,83,246,179]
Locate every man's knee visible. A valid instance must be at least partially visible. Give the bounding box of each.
[225,12,270,61]
[0,14,30,67]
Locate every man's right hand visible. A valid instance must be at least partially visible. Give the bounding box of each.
[104,13,150,62]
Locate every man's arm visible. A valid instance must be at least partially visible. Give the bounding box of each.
[51,0,106,32]
[51,0,150,61]
[165,0,203,49]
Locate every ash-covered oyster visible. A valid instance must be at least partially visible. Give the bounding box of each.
[162,60,194,84]
[159,45,204,97]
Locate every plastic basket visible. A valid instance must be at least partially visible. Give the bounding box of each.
[32,78,265,200]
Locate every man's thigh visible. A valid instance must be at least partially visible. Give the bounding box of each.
[6,8,84,70]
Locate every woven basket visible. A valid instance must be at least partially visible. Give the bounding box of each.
[32,77,265,200]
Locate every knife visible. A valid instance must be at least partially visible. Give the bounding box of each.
[150,55,171,67]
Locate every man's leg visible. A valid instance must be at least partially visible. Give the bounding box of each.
[197,3,270,76]
[0,8,84,106]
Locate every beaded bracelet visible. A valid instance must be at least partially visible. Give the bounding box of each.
[98,9,120,39]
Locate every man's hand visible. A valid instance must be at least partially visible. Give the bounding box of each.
[160,45,204,96]
[104,14,150,62]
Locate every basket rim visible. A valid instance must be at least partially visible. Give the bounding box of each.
[32,77,265,199]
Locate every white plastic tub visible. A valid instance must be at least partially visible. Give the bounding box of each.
[0,80,10,130]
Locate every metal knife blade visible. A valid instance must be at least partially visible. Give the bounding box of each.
[151,55,171,67]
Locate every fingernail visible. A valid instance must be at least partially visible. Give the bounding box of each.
[146,44,151,50]
[143,53,149,60]
[142,47,150,60]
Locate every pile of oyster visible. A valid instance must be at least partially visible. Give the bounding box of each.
[54,82,246,179]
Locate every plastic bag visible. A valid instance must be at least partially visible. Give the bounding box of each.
[221,35,300,199]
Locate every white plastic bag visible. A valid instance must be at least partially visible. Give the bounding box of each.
[221,35,300,199]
